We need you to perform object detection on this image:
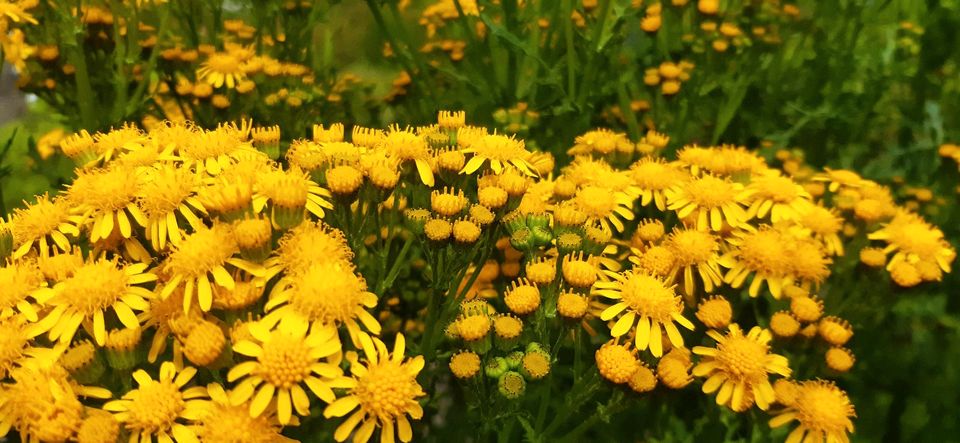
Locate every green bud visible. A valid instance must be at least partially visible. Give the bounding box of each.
[504,350,524,370]
[404,208,431,235]
[526,213,551,229]
[530,226,553,247]
[510,228,533,251]
[497,371,527,399]
[485,357,509,379]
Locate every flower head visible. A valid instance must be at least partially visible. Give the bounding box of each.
[229,320,346,425]
[595,270,694,357]
[692,324,791,411]
[33,256,156,346]
[460,133,536,177]
[769,380,856,443]
[104,362,207,442]
[324,333,426,443]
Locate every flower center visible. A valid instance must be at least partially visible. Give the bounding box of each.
[684,176,736,209]
[576,186,617,217]
[668,230,717,266]
[290,264,366,324]
[795,383,854,433]
[354,360,418,419]
[716,336,768,380]
[738,230,790,275]
[619,273,678,322]
[63,262,128,315]
[256,335,313,388]
[126,381,185,434]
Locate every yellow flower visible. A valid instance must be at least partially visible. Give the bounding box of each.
[31,256,156,346]
[136,164,206,250]
[264,262,381,343]
[7,194,81,259]
[768,380,856,443]
[812,168,866,192]
[595,340,640,384]
[0,259,48,321]
[254,167,334,225]
[867,210,955,273]
[0,363,110,443]
[0,1,39,24]
[664,227,725,297]
[0,314,59,378]
[665,174,747,231]
[197,52,247,88]
[573,185,636,233]
[324,333,425,443]
[797,205,845,256]
[104,362,207,443]
[742,173,812,222]
[629,158,688,211]
[595,270,694,357]
[460,133,536,176]
[160,223,263,312]
[229,319,347,425]
[193,383,289,443]
[722,227,794,299]
[178,124,260,176]
[68,166,147,244]
[378,127,434,186]
[567,129,633,157]
[263,221,354,279]
[692,324,791,411]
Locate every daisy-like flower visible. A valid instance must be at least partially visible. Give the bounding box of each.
[67,165,147,244]
[177,124,261,176]
[324,333,425,443]
[460,133,537,176]
[160,223,263,312]
[378,126,434,187]
[664,227,725,297]
[0,362,111,443]
[263,261,381,344]
[812,168,866,192]
[7,194,82,259]
[692,324,791,411]
[254,167,334,227]
[741,172,812,222]
[136,164,206,250]
[0,314,61,379]
[629,158,688,211]
[262,221,355,280]
[229,319,347,425]
[31,256,156,346]
[90,124,147,164]
[572,185,636,233]
[867,210,956,273]
[0,259,48,321]
[665,174,748,231]
[769,380,856,443]
[594,270,695,357]
[0,1,39,24]
[561,157,639,196]
[193,383,290,443]
[196,52,247,88]
[567,128,633,158]
[722,227,794,299]
[797,204,845,256]
[104,362,208,443]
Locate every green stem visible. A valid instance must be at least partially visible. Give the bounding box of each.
[562,0,576,98]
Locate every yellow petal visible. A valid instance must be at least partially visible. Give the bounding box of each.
[610,311,635,337]
[114,303,140,329]
[334,410,365,442]
[324,396,360,418]
[249,384,275,417]
[277,388,292,425]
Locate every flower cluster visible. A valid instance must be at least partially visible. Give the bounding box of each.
[0,112,953,442]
